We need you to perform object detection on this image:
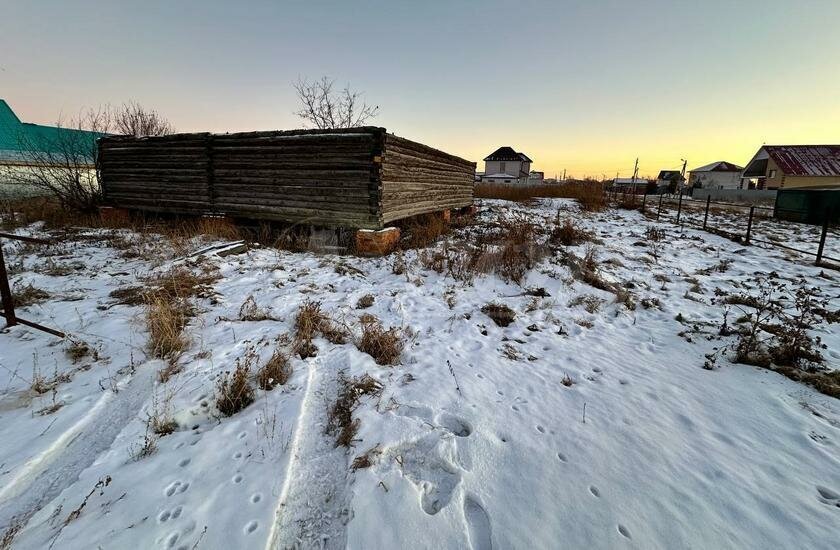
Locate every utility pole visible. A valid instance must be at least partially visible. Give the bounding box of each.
[631,157,639,194]
[562,168,566,181]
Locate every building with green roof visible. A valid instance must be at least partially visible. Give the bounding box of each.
[0,99,101,166]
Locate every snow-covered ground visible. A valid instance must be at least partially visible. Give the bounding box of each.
[1,199,838,549]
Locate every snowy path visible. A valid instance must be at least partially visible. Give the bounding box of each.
[0,364,155,535]
[267,351,353,550]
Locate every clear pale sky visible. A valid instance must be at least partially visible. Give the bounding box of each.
[2,0,840,179]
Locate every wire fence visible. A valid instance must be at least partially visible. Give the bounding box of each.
[607,189,840,269]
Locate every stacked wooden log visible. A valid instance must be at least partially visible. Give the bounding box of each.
[98,127,475,229]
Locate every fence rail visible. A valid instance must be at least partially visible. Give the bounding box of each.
[607,189,839,268]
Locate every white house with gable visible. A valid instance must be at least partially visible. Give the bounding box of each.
[480,146,533,184]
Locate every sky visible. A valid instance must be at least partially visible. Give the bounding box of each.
[2,0,840,179]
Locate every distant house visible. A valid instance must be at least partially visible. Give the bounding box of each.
[741,146,840,189]
[688,161,743,190]
[613,177,646,187]
[0,99,100,168]
[481,146,532,183]
[529,170,544,182]
[655,170,684,191]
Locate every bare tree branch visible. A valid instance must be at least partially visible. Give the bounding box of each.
[293,76,379,129]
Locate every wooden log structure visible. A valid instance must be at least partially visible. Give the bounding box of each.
[98,127,475,229]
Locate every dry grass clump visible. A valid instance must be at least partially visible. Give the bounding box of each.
[473,216,548,284]
[143,265,219,301]
[357,319,403,365]
[328,373,383,447]
[356,294,375,309]
[65,339,93,363]
[402,212,449,249]
[238,295,274,321]
[257,350,292,390]
[0,196,97,231]
[481,302,516,327]
[146,295,189,360]
[108,285,146,306]
[474,181,605,209]
[216,357,255,416]
[293,300,347,358]
[550,217,594,246]
[568,294,604,314]
[11,282,50,307]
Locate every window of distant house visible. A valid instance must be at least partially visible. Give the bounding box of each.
[769,169,777,178]
[500,161,506,173]
[504,180,511,183]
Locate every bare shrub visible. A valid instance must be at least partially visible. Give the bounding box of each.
[143,266,219,301]
[216,356,255,416]
[112,100,174,137]
[257,351,292,390]
[328,373,383,447]
[357,320,403,365]
[481,302,516,327]
[293,76,379,129]
[145,296,189,360]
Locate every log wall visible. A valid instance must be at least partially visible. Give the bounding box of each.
[99,127,474,229]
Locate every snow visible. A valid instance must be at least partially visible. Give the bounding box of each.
[1,200,838,549]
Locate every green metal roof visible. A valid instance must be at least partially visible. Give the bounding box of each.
[0,99,102,163]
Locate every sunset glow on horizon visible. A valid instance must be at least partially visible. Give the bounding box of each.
[3,0,839,179]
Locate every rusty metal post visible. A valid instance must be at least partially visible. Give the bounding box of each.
[0,241,16,328]
[676,192,683,224]
[703,195,711,230]
[641,192,647,210]
[815,215,829,265]
[657,193,663,221]
[745,206,755,244]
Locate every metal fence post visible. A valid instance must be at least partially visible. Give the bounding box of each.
[745,206,755,244]
[703,195,711,230]
[676,192,683,224]
[641,192,647,211]
[0,242,17,328]
[815,215,829,265]
[657,194,663,221]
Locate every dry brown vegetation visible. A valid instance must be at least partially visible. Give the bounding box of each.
[216,357,255,416]
[11,282,50,308]
[474,181,607,211]
[550,217,594,246]
[357,318,403,365]
[481,302,516,327]
[145,295,189,360]
[257,350,292,390]
[293,300,347,358]
[356,294,375,309]
[328,373,383,447]
[401,212,449,249]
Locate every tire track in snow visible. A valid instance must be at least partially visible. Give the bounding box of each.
[266,352,352,550]
[0,365,157,534]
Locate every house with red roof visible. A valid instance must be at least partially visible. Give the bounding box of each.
[741,146,840,189]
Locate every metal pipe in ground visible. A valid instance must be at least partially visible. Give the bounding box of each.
[0,242,16,328]
[745,206,755,244]
[676,192,683,224]
[703,195,711,230]
[816,214,829,265]
[657,194,663,221]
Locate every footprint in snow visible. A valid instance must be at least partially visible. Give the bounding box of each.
[464,495,493,550]
[617,524,632,539]
[816,486,840,508]
[437,413,472,437]
[165,480,190,497]
[244,520,259,534]
[557,452,568,463]
[589,485,600,497]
